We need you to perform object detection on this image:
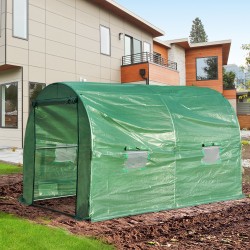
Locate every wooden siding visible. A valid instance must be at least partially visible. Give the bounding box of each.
[185,46,223,93]
[149,63,179,85]
[121,62,179,85]
[238,115,250,129]
[153,43,168,61]
[121,63,149,83]
[223,89,236,99]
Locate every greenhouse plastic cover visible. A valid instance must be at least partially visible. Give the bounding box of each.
[22,82,243,222]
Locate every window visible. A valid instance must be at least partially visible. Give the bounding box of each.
[100,25,110,55]
[13,0,28,39]
[124,35,142,64]
[125,35,142,55]
[29,82,46,111]
[124,151,149,169]
[1,82,18,128]
[133,38,142,55]
[196,56,218,81]
[153,52,162,64]
[202,146,220,165]
[143,42,151,53]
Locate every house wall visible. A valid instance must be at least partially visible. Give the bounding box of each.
[149,63,179,85]
[153,43,168,60]
[185,45,223,93]
[5,0,153,83]
[238,115,250,129]
[121,63,149,83]
[168,44,185,86]
[121,62,179,85]
[227,99,237,112]
[0,0,6,65]
[0,0,154,147]
[222,89,236,111]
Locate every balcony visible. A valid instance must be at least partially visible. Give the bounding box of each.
[122,52,177,70]
[121,52,179,85]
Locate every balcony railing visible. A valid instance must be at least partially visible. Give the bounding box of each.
[122,52,177,71]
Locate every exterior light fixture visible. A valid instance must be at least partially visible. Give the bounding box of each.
[119,33,124,41]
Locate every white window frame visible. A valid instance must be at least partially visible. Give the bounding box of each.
[13,0,28,40]
[100,25,111,56]
[143,42,151,53]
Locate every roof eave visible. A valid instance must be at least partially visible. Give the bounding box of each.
[90,0,165,37]
[165,38,231,65]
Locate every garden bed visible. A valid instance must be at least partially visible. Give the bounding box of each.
[0,171,250,249]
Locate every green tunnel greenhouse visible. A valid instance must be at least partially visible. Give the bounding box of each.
[21,82,243,222]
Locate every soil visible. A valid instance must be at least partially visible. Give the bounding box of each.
[242,144,250,159]
[0,144,250,249]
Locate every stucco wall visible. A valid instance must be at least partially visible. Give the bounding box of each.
[168,44,185,86]
[0,0,155,147]
[0,0,6,65]
[5,0,153,84]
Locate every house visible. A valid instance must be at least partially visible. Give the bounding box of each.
[122,37,235,109]
[0,0,234,148]
[237,91,250,129]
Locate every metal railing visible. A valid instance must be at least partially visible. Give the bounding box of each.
[122,52,177,70]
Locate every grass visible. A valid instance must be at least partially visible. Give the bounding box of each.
[0,162,22,175]
[0,212,114,250]
[242,140,250,145]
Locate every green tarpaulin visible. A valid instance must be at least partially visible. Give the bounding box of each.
[21,82,243,222]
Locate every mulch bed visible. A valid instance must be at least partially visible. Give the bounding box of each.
[0,173,250,249]
[242,144,250,159]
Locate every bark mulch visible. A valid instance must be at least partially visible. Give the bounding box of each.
[0,172,250,249]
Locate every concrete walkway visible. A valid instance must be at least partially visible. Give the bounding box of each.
[0,148,23,165]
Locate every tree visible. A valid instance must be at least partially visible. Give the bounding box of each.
[223,68,236,89]
[242,44,250,66]
[189,17,208,43]
[203,57,218,79]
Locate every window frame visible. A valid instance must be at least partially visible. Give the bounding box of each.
[100,25,111,56]
[28,82,46,113]
[0,82,18,129]
[124,35,142,55]
[12,0,29,40]
[124,35,143,64]
[153,51,162,64]
[196,56,219,81]
[143,41,151,53]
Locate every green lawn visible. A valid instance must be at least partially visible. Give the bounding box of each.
[0,162,22,175]
[0,212,114,250]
